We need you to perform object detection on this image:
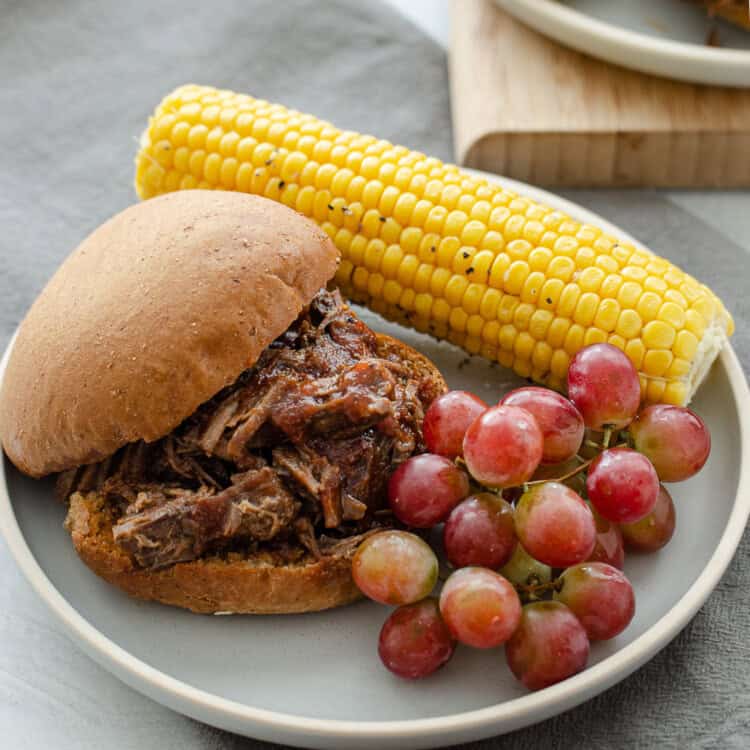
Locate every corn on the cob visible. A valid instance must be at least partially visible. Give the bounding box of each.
[135,84,733,406]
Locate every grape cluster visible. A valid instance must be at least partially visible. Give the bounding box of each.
[352,343,711,689]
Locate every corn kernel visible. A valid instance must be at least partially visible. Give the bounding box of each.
[643,349,673,377]
[646,379,666,402]
[547,256,576,282]
[529,309,554,340]
[636,292,662,322]
[643,320,676,349]
[548,318,570,348]
[521,271,545,304]
[564,324,585,355]
[489,254,511,289]
[513,303,535,331]
[664,382,688,405]
[504,260,530,295]
[463,283,485,315]
[499,324,516,352]
[615,309,642,339]
[540,278,564,309]
[515,332,535,360]
[625,339,646,369]
[593,298,620,332]
[550,349,570,379]
[674,330,699,360]
[445,275,469,306]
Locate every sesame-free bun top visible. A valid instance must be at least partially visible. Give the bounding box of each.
[0,191,339,478]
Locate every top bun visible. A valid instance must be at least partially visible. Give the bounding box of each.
[0,191,339,477]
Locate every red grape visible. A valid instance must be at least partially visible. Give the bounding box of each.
[586,448,659,524]
[500,387,584,464]
[514,482,596,568]
[423,390,488,459]
[499,543,552,588]
[505,601,590,691]
[620,484,676,553]
[554,562,635,641]
[587,507,625,569]
[567,343,641,430]
[462,405,543,488]
[378,598,456,679]
[352,531,438,605]
[629,404,710,482]
[443,493,516,569]
[439,567,522,648]
[388,454,470,528]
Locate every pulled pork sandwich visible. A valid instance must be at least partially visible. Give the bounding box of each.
[0,191,445,614]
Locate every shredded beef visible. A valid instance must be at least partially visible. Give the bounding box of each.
[60,289,435,570]
[112,468,299,569]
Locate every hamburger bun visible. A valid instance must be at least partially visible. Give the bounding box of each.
[0,190,338,478]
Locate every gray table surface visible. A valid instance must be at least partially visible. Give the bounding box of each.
[1,1,749,747]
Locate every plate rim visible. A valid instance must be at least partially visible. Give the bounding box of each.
[1,173,749,745]
[495,0,750,87]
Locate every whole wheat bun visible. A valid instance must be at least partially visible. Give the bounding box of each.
[0,191,338,478]
[64,333,446,614]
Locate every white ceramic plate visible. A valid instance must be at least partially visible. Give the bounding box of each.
[1,174,749,749]
[495,0,750,87]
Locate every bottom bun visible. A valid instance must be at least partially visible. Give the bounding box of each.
[64,333,446,614]
[65,490,362,614]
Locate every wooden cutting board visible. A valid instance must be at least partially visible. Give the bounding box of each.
[450,0,750,187]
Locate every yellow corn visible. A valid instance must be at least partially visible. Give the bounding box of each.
[135,84,734,406]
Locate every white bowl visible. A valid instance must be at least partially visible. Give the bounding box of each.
[1,174,748,748]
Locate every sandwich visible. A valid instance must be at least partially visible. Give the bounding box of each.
[0,190,446,614]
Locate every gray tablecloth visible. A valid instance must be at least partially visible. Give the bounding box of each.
[1,1,748,747]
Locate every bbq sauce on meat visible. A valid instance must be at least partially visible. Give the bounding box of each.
[58,290,437,570]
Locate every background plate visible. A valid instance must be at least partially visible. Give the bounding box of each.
[1,174,749,749]
[495,0,750,87]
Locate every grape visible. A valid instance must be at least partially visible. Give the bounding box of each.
[378,598,456,679]
[514,482,596,568]
[388,454,470,528]
[423,390,488,459]
[439,567,522,648]
[629,404,710,482]
[567,343,641,430]
[443,493,516,569]
[587,507,625,569]
[505,601,590,691]
[586,448,659,524]
[500,387,584,464]
[499,543,552,588]
[352,531,438,605]
[620,484,676,553]
[554,562,635,641]
[462,405,543,488]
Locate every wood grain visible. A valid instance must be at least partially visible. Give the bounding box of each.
[450,0,750,186]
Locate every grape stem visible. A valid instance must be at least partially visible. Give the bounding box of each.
[521,443,627,489]
[454,442,627,496]
[515,577,563,601]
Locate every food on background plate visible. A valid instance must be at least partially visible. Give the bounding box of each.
[696,0,750,30]
[358,343,712,690]
[135,84,733,407]
[0,191,447,614]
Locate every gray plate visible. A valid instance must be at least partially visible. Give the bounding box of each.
[1,176,749,748]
